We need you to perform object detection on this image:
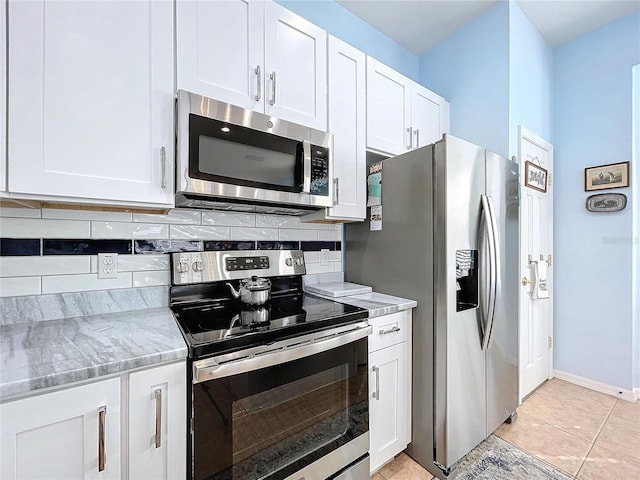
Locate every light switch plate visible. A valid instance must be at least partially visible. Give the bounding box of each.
[98,253,118,279]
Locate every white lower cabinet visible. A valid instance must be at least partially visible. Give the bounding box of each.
[0,361,186,480]
[368,310,412,474]
[129,362,186,480]
[0,377,122,480]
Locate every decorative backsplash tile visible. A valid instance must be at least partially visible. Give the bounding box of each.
[204,241,256,251]
[0,207,344,297]
[43,239,132,255]
[0,238,41,256]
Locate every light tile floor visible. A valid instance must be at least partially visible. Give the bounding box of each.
[371,379,640,479]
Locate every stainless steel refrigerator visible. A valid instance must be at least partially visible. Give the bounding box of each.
[345,134,519,478]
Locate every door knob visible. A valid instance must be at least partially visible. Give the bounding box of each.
[522,276,535,286]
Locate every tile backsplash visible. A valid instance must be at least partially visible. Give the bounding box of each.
[0,207,343,297]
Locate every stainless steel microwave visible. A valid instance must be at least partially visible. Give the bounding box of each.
[176,91,333,215]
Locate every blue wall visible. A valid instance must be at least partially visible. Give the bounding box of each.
[275,0,419,81]
[554,11,640,390]
[508,2,553,158]
[632,64,639,390]
[418,1,510,157]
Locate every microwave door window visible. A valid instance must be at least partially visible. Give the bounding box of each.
[197,136,299,192]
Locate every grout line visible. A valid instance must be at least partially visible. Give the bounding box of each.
[572,398,618,479]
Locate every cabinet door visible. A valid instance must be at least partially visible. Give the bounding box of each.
[129,362,186,480]
[8,0,174,207]
[0,378,121,480]
[264,2,327,130]
[176,0,264,111]
[366,57,411,156]
[411,83,450,149]
[324,36,366,221]
[0,0,6,192]
[369,342,409,473]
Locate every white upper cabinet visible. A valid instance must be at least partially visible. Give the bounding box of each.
[411,83,450,149]
[1,0,6,193]
[366,56,450,156]
[303,36,366,223]
[366,57,411,156]
[176,0,264,112]
[7,0,174,208]
[177,0,327,131]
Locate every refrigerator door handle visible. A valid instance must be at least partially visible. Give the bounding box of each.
[480,194,497,351]
[485,195,500,349]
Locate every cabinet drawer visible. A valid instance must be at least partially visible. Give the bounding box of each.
[368,311,409,352]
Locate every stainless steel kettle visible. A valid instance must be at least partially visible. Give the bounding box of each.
[226,276,272,306]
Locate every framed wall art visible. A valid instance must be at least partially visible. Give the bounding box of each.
[585,193,627,213]
[524,161,547,193]
[584,161,629,191]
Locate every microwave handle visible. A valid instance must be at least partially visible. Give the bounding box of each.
[302,140,311,193]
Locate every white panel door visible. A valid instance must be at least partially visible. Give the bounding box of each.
[325,36,366,221]
[0,378,121,480]
[264,2,326,130]
[518,126,554,401]
[0,0,6,192]
[8,0,174,207]
[369,342,409,473]
[176,0,264,111]
[129,362,187,480]
[366,57,411,156]
[411,83,450,149]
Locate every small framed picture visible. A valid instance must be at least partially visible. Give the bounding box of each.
[584,162,630,191]
[524,161,547,193]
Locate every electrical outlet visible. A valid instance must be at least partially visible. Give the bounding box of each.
[320,249,330,266]
[98,253,118,279]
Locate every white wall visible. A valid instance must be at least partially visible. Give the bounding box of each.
[553,11,640,391]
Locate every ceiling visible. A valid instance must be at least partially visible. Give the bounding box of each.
[336,0,640,55]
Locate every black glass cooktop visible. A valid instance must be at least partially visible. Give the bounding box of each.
[172,292,368,358]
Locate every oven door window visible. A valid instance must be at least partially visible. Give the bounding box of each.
[191,338,368,480]
[189,114,304,193]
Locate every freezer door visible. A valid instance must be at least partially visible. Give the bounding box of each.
[485,151,519,434]
[433,135,487,470]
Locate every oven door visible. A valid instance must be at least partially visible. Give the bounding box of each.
[189,324,371,480]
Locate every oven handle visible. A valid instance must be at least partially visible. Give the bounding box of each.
[193,323,372,383]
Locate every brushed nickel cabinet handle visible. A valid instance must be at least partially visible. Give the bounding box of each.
[255,65,261,101]
[406,127,413,150]
[160,146,167,189]
[372,366,380,400]
[98,406,106,472]
[415,129,420,148]
[154,389,162,448]
[333,178,339,206]
[379,326,401,335]
[270,71,276,106]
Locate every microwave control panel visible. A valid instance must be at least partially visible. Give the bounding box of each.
[310,146,330,196]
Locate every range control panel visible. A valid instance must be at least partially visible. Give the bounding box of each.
[171,250,306,285]
[225,256,270,271]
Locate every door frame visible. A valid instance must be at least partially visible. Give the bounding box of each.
[518,125,554,403]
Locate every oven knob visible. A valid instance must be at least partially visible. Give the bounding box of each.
[192,260,204,272]
[295,258,304,267]
[177,261,190,274]
[285,258,293,267]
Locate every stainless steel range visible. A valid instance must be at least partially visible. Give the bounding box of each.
[170,250,371,480]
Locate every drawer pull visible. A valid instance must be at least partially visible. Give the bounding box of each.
[379,326,401,335]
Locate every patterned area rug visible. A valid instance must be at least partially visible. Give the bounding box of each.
[450,435,572,480]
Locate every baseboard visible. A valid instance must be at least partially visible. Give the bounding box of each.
[553,370,637,402]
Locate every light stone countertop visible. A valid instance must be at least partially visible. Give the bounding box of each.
[306,288,417,318]
[0,307,187,402]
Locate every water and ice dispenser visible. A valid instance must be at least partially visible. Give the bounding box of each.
[456,250,478,311]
